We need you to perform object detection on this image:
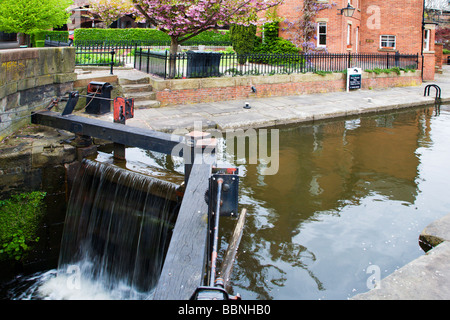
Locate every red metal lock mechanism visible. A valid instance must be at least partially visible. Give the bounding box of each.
[113,97,134,124]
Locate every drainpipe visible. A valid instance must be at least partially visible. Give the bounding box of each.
[421,0,425,81]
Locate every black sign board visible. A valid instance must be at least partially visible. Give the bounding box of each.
[347,68,362,91]
[349,74,362,89]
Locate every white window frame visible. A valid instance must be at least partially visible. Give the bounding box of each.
[317,22,327,48]
[380,35,396,49]
[347,24,352,45]
[424,29,430,51]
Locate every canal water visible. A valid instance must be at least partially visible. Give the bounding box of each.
[1,103,450,300]
[220,103,450,300]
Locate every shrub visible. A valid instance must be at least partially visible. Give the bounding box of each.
[314,70,332,76]
[75,28,169,42]
[262,22,279,43]
[364,67,415,75]
[74,28,230,45]
[252,20,300,57]
[250,36,301,65]
[29,30,68,47]
[75,53,123,66]
[230,24,257,64]
[0,192,46,262]
[35,40,45,47]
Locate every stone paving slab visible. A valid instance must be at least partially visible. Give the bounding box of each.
[352,238,450,300]
[420,214,450,251]
[352,206,450,300]
[126,70,449,133]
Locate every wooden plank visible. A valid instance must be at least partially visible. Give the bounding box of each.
[221,208,247,291]
[31,111,185,156]
[153,153,211,300]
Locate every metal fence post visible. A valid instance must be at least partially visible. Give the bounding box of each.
[146,49,150,74]
[110,49,115,75]
[164,51,168,80]
[134,43,138,68]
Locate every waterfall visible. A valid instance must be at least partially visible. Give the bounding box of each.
[50,159,180,299]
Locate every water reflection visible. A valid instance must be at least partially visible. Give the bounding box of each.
[221,104,449,299]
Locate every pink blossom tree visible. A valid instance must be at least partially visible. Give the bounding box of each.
[131,0,283,76]
[89,0,135,28]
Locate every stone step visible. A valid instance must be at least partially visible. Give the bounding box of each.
[124,91,157,101]
[121,84,153,93]
[134,100,161,109]
[118,76,150,86]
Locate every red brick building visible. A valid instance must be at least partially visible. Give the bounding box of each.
[276,0,436,79]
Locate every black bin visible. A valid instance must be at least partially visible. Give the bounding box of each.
[186,51,222,78]
[447,55,450,65]
[85,81,113,115]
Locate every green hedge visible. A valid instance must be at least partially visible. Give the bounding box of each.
[254,22,299,55]
[74,28,230,44]
[29,30,69,47]
[75,28,169,42]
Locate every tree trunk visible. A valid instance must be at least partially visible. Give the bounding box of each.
[168,37,179,79]
[18,33,29,47]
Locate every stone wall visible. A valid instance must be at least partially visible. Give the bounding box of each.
[0,47,77,140]
[153,70,423,106]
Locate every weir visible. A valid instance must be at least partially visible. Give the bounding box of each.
[59,159,180,297]
[31,101,243,300]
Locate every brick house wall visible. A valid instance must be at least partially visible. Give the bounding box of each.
[358,0,424,54]
[276,0,435,79]
[278,0,427,54]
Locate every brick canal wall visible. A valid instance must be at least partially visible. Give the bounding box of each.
[151,70,422,106]
[0,47,77,140]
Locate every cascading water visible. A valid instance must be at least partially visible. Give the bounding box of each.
[37,159,180,299]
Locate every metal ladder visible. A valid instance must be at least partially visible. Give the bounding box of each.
[424,84,441,102]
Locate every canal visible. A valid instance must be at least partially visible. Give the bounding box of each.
[219,103,450,299]
[1,103,449,300]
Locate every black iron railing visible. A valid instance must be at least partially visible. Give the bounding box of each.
[133,49,167,78]
[74,41,231,69]
[74,41,419,80]
[134,50,420,79]
[75,43,133,67]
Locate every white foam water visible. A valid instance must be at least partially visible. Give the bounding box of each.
[6,159,178,300]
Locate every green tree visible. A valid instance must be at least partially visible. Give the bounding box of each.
[0,0,72,45]
[229,24,257,64]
